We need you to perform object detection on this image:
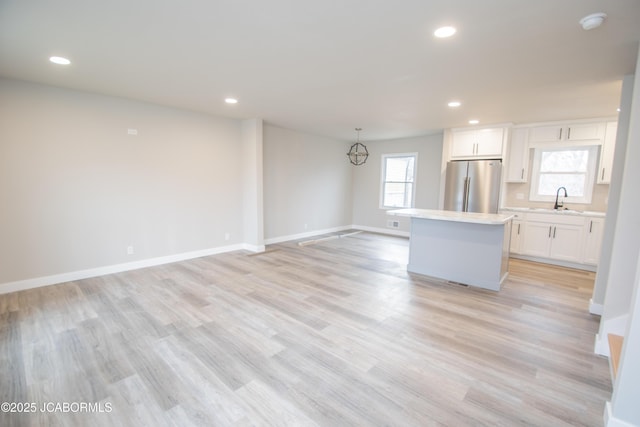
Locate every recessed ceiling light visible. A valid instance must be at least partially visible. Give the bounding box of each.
[49,56,71,65]
[225,98,238,104]
[468,119,479,125]
[434,26,456,38]
[448,101,461,108]
[579,13,607,31]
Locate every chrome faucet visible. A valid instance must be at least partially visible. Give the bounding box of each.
[554,186,568,210]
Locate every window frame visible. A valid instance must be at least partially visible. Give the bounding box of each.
[380,153,418,209]
[529,144,598,204]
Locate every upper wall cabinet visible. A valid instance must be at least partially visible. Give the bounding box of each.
[451,128,504,159]
[505,128,529,183]
[597,121,617,184]
[529,122,606,143]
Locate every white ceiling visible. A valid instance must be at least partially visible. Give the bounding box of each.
[1,0,639,141]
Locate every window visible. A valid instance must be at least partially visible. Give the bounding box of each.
[529,145,598,203]
[381,154,417,208]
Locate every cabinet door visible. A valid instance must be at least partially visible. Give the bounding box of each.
[451,130,477,158]
[505,128,529,182]
[521,222,552,257]
[583,218,605,265]
[598,122,617,184]
[510,220,523,254]
[475,128,504,156]
[530,125,563,142]
[549,224,583,262]
[567,123,605,141]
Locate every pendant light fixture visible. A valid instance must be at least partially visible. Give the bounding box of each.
[347,128,369,166]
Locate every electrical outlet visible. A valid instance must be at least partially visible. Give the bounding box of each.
[516,193,525,200]
[127,246,134,255]
[387,220,400,229]
[127,128,138,135]
[224,233,230,241]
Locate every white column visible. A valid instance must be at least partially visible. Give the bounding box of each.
[241,118,265,252]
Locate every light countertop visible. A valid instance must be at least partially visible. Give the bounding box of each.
[387,208,513,225]
[501,207,606,218]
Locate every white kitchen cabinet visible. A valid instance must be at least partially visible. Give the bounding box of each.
[597,121,617,184]
[520,213,585,263]
[549,224,584,262]
[451,128,504,159]
[583,218,605,265]
[529,122,605,143]
[530,125,564,142]
[505,128,529,182]
[510,220,523,254]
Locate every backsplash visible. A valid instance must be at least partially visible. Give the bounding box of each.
[504,182,609,212]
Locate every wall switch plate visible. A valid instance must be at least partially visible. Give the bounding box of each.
[127,246,134,255]
[224,233,230,241]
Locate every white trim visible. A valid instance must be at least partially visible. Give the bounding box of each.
[352,224,410,238]
[264,225,353,245]
[242,243,265,253]
[529,144,598,204]
[604,402,637,427]
[380,152,418,209]
[0,243,246,295]
[590,299,604,315]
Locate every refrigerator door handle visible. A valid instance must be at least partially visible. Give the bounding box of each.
[462,177,470,212]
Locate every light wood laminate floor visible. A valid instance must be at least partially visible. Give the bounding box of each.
[0,232,611,426]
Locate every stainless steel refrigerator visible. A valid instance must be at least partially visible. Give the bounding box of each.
[443,160,502,214]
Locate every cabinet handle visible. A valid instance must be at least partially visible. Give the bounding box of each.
[549,226,552,238]
[517,224,521,235]
[567,127,571,140]
[559,128,563,140]
[590,221,593,233]
[521,168,524,179]
[553,226,557,238]
[601,168,605,181]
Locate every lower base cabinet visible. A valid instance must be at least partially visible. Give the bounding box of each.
[504,211,604,267]
[522,222,583,263]
[583,218,605,265]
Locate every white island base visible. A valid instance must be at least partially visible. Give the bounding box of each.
[388,209,513,291]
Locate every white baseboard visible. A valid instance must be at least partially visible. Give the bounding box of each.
[590,299,604,315]
[351,224,410,238]
[264,225,353,245]
[1,226,404,295]
[0,243,247,295]
[242,243,265,253]
[604,401,636,427]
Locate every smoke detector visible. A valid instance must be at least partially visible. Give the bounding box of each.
[579,13,607,30]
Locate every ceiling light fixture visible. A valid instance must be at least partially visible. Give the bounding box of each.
[468,120,479,125]
[347,128,369,166]
[225,98,238,104]
[434,26,456,38]
[579,13,607,30]
[49,56,71,65]
[448,101,461,108]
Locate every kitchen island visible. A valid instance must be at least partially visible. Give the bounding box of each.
[388,209,513,291]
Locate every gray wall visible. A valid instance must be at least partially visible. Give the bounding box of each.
[351,134,443,233]
[263,124,353,241]
[0,78,245,284]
